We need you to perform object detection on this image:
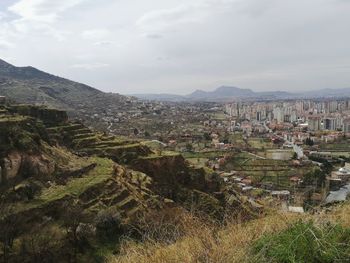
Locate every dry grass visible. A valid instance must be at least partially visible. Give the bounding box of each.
[317,202,350,228]
[108,208,306,263]
[108,202,350,263]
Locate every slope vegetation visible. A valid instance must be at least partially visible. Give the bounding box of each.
[0,103,255,262]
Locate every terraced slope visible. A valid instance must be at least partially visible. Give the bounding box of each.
[0,104,258,262]
[9,157,161,226]
[46,121,151,163]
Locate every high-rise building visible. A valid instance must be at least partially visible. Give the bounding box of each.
[343,119,350,133]
[324,118,337,130]
[308,116,321,131]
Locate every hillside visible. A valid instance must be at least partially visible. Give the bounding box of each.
[0,103,256,262]
[0,58,133,114]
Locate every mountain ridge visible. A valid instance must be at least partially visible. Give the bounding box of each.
[0,58,130,112]
[132,86,350,102]
[2,58,350,105]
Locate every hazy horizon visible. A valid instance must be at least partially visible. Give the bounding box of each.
[1,0,350,94]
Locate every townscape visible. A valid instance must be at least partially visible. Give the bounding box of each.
[89,96,350,211]
[1,78,350,261]
[1,0,350,262]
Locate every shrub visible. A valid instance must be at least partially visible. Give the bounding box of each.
[127,208,204,244]
[95,209,123,241]
[252,220,350,263]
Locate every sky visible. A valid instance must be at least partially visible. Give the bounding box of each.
[0,0,350,95]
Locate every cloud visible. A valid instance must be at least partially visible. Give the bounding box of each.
[8,0,86,23]
[2,0,86,42]
[81,29,112,40]
[136,0,235,33]
[93,41,114,46]
[144,33,163,39]
[0,39,13,49]
[0,11,8,21]
[1,0,350,94]
[134,0,242,44]
[136,4,198,31]
[70,63,110,70]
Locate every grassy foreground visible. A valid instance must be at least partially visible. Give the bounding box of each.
[108,203,350,263]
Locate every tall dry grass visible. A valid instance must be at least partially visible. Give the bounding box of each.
[108,203,350,263]
[108,207,306,263]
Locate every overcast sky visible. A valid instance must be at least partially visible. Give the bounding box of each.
[0,0,350,94]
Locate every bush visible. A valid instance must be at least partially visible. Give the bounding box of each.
[95,209,123,241]
[128,208,198,244]
[252,220,350,263]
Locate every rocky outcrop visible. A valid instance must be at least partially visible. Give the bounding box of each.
[131,154,189,198]
[0,151,55,185]
[130,154,227,219]
[188,166,222,193]
[131,154,222,197]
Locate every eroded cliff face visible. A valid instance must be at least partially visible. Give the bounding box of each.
[130,154,230,219]
[131,154,222,195]
[131,154,189,198]
[0,151,55,185]
[130,153,259,220]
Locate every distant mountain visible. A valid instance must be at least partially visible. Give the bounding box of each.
[132,86,295,101]
[301,88,350,98]
[0,58,129,112]
[132,86,259,101]
[3,58,349,107]
[132,93,185,101]
[188,86,256,99]
[132,86,350,102]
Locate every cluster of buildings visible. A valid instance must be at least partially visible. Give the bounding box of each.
[225,100,350,133]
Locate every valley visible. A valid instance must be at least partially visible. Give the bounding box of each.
[1,59,350,262]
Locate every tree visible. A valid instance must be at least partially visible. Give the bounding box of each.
[303,167,328,188]
[61,202,85,263]
[0,203,22,263]
[185,143,193,152]
[203,132,211,141]
[305,137,314,146]
[133,128,139,136]
[292,152,298,160]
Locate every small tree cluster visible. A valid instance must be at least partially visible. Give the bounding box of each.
[305,137,314,146]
